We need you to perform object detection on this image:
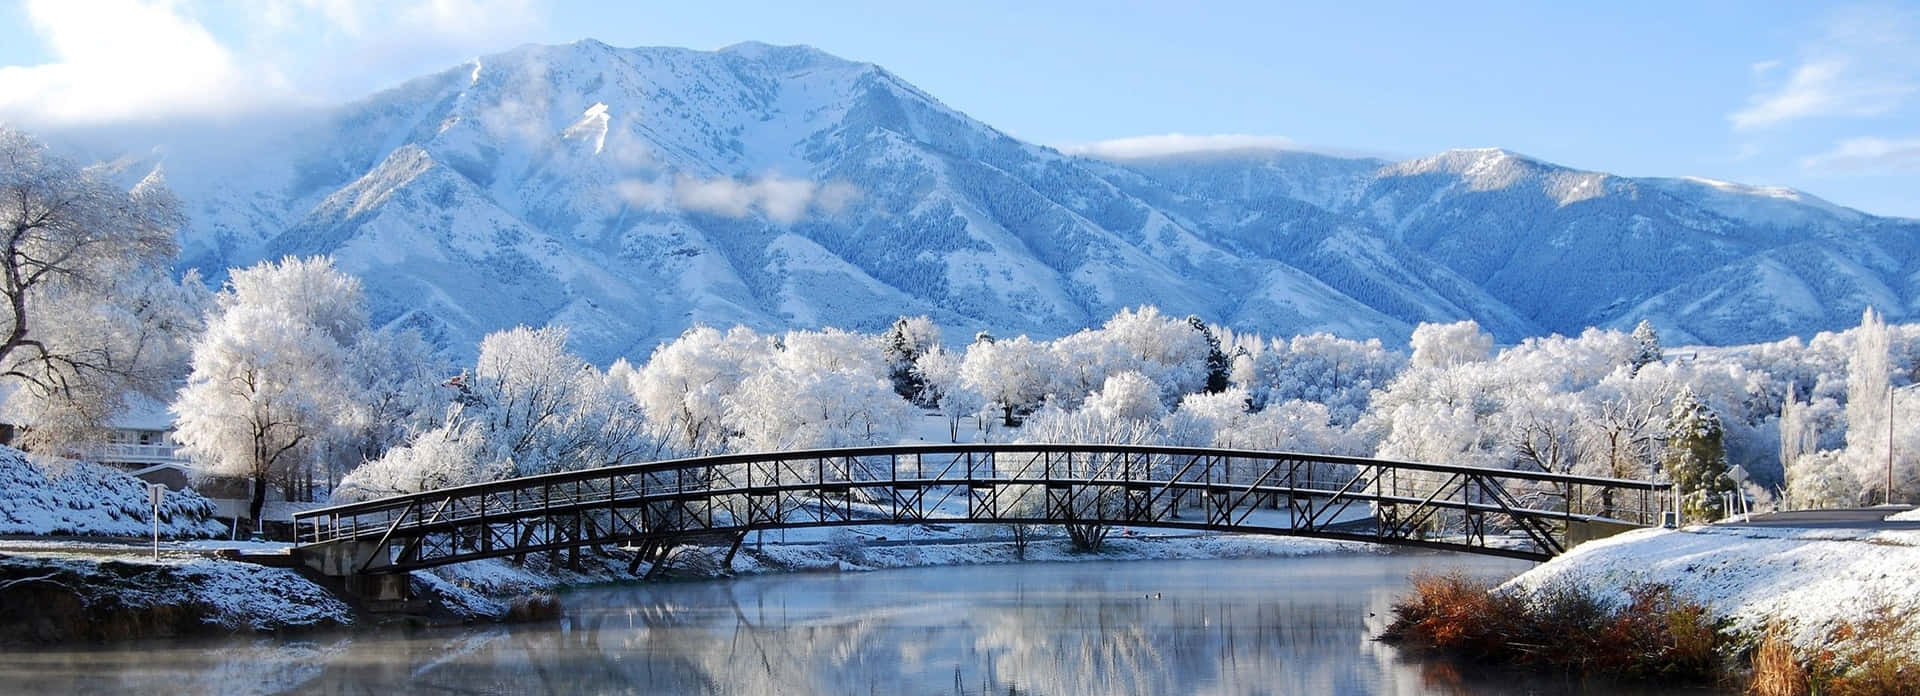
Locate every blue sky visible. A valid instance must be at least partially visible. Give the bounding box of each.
[2,0,1917,217]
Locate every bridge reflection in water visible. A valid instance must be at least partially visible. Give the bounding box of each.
[293,444,1670,578]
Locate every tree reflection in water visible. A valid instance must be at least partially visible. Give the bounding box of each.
[0,555,1710,695]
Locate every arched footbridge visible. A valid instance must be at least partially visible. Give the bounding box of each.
[292,444,1670,579]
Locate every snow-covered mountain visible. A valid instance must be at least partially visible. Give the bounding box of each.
[85,40,1920,360]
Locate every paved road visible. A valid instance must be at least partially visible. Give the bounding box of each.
[1713,506,1920,530]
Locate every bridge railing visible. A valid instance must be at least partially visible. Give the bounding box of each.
[295,444,1670,557]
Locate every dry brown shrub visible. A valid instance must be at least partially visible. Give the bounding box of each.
[1807,604,1917,696]
[1746,626,1808,696]
[1382,573,1725,683]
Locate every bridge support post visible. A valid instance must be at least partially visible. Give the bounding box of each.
[291,542,417,608]
[341,573,413,603]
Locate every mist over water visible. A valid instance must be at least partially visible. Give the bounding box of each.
[0,554,1725,695]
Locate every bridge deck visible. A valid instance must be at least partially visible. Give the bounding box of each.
[294,444,1671,575]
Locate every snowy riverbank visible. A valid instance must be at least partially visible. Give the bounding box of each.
[1500,519,1920,655]
[0,553,351,645]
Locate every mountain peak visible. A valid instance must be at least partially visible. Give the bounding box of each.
[718,41,856,72]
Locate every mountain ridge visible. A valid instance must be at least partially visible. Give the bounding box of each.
[60,39,1920,360]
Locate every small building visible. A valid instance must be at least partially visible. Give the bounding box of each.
[85,393,194,473]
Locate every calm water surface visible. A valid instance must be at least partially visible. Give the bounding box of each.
[2,553,1726,695]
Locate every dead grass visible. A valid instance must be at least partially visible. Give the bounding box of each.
[1746,627,1808,696]
[1380,571,1724,683]
[1799,605,1918,696]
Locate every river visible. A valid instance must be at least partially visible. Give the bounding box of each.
[1,552,1725,695]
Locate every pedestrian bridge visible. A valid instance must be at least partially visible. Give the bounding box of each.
[292,443,1670,578]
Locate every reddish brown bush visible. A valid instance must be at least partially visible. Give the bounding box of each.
[1379,571,1524,659]
[1802,605,1917,696]
[1381,572,1725,683]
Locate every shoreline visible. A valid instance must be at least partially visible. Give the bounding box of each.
[0,529,1391,646]
[1384,520,1920,692]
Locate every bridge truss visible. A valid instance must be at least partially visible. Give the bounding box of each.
[293,444,1670,576]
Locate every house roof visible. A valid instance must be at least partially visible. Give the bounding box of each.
[112,392,175,431]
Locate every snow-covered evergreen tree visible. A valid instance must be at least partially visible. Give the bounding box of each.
[882,316,941,405]
[1189,316,1232,394]
[1630,319,1663,374]
[1664,387,1734,522]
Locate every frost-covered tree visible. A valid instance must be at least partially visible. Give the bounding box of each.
[1502,389,1591,474]
[630,326,770,454]
[1370,344,1508,468]
[1047,329,1135,408]
[1242,332,1402,423]
[1081,371,1165,425]
[0,128,190,449]
[1408,320,1494,370]
[330,421,495,502]
[726,328,909,451]
[460,326,654,476]
[1585,371,1669,481]
[1664,387,1734,522]
[336,327,656,502]
[1778,385,1815,481]
[915,346,984,442]
[1163,387,1252,447]
[1236,400,1352,455]
[1100,306,1211,402]
[1014,385,1165,551]
[173,257,367,523]
[962,334,1056,426]
[1629,320,1663,374]
[327,327,449,486]
[1844,306,1891,500]
[882,315,941,405]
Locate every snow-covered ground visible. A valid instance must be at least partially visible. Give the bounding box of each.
[1502,523,1920,653]
[0,446,225,538]
[0,552,352,643]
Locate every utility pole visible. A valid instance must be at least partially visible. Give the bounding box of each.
[1889,385,1897,506]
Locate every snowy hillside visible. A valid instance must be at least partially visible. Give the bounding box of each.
[1113,146,1920,345]
[78,40,1920,360]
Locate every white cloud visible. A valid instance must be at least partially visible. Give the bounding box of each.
[1059,133,1301,160]
[617,173,863,224]
[1730,5,1920,130]
[0,0,255,125]
[0,0,549,127]
[1801,136,1920,173]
